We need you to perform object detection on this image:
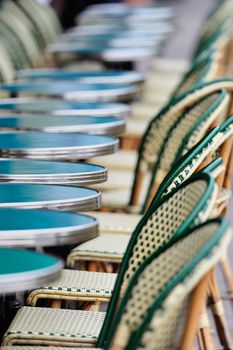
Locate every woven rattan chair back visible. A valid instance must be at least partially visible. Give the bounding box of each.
[0,5,41,68]
[145,127,220,208]
[129,76,226,209]
[106,218,230,350]
[147,116,233,211]
[200,0,233,45]
[98,173,218,345]
[0,20,30,71]
[194,24,231,60]
[172,52,221,97]
[142,89,230,210]
[15,0,61,46]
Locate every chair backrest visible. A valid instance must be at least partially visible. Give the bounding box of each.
[15,0,62,46]
[129,87,229,208]
[144,116,233,211]
[172,52,221,97]
[199,0,233,45]
[0,3,42,68]
[193,23,231,60]
[106,218,230,350]
[143,89,230,210]
[98,173,218,346]
[145,127,220,206]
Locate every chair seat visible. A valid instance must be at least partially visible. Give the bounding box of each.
[131,101,161,120]
[90,149,138,171]
[100,175,149,210]
[125,119,148,136]
[87,211,142,234]
[67,234,130,267]
[3,307,105,347]
[95,169,133,191]
[27,269,117,306]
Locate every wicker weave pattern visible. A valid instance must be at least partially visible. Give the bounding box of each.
[162,134,220,197]
[112,222,225,348]
[120,179,214,294]
[184,94,229,152]
[174,56,218,97]
[137,227,232,350]
[68,180,213,270]
[3,307,105,346]
[27,270,117,306]
[138,297,189,350]
[85,211,141,235]
[159,92,229,174]
[201,1,233,42]
[67,234,130,266]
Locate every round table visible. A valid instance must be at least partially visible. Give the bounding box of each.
[79,3,174,20]
[48,42,158,63]
[16,69,144,85]
[0,183,101,211]
[0,159,107,185]
[0,132,118,160]
[0,247,63,294]
[0,99,131,117]
[0,82,137,102]
[0,114,126,136]
[0,208,98,248]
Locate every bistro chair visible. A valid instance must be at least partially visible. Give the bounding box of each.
[93,89,229,214]
[27,173,217,306]
[123,50,223,149]
[78,91,231,268]
[92,51,224,175]
[2,218,230,349]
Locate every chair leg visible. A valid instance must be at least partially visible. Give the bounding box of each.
[181,274,213,350]
[51,299,62,308]
[208,270,233,349]
[198,308,215,350]
[220,255,233,309]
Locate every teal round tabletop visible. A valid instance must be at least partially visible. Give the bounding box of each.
[0,247,63,294]
[0,82,137,102]
[0,98,131,117]
[49,42,158,62]
[0,208,98,247]
[0,114,126,136]
[0,184,101,211]
[0,132,118,160]
[0,159,107,185]
[16,69,144,84]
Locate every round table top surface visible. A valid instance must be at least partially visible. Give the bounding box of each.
[0,247,63,294]
[0,82,137,102]
[0,132,118,160]
[80,3,174,16]
[0,208,98,247]
[0,159,107,185]
[0,98,131,117]
[0,183,101,211]
[0,114,126,136]
[49,42,157,56]
[63,29,167,42]
[16,69,144,84]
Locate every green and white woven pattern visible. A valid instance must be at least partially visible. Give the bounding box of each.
[67,178,216,275]
[3,308,105,346]
[67,234,130,266]
[27,269,117,306]
[158,90,229,177]
[109,221,231,349]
